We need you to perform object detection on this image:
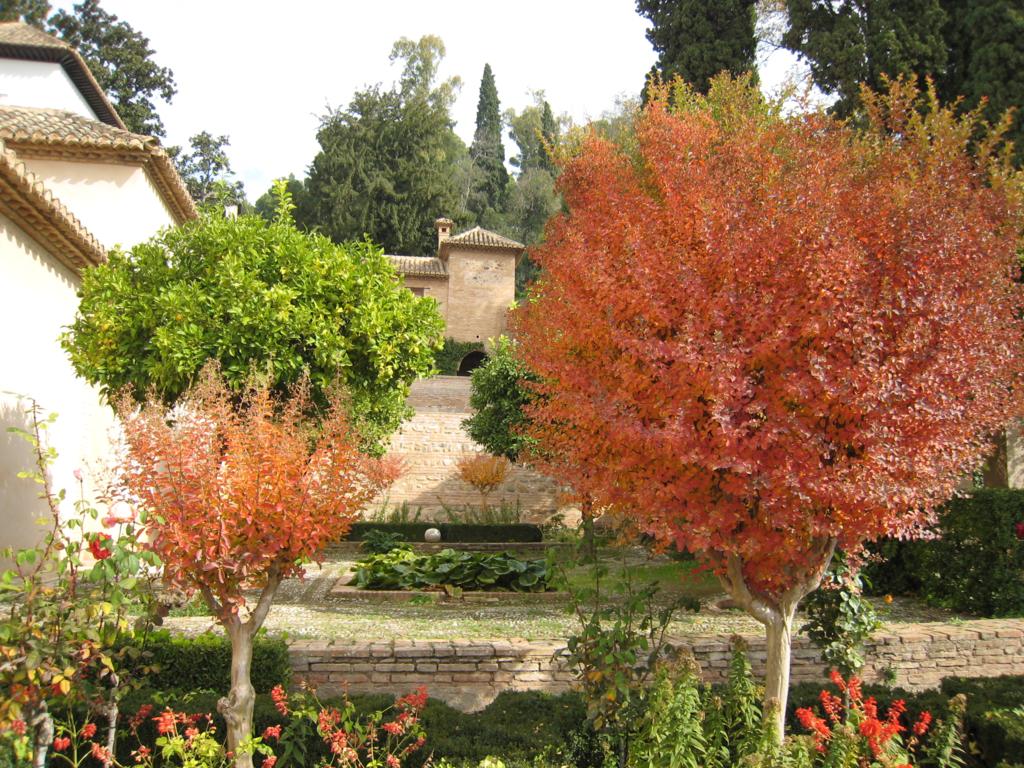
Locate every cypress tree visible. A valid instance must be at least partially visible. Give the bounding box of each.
[470,63,508,215]
[636,0,758,95]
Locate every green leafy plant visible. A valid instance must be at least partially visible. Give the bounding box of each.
[354,549,550,592]
[440,501,523,526]
[463,336,538,462]
[347,523,542,544]
[801,553,881,678]
[360,530,409,556]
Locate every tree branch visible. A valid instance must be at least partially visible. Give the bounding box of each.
[246,564,281,633]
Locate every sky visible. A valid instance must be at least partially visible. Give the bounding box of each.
[56,1,810,199]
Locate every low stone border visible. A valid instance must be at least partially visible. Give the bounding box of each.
[289,619,1024,711]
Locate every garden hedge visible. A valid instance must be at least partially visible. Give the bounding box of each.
[119,629,291,693]
[864,488,1024,616]
[346,522,543,543]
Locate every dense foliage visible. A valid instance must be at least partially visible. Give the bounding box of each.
[468,64,508,224]
[434,338,486,376]
[171,131,247,209]
[354,547,550,592]
[297,36,466,256]
[63,187,443,453]
[865,489,1024,616]
[782,0,947,118]
[464,337,538,462]
[515,74,1024,732]
[636,0,758,95]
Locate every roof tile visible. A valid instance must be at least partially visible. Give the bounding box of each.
[387,254,448,277]
[441,226,524,254]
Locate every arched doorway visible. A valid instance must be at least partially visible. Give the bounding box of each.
[457,350,488,376]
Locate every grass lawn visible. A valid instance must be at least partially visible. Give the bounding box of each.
[161,546,960,642]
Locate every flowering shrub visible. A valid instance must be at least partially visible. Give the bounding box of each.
[271,684,428,768]
[457,454,511,510]
[0,402,158,766]
[794,671,965,767]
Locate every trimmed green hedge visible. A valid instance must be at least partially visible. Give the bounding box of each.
[347,522,543,543]
[864,489,1024,616]
[120,630,291,693]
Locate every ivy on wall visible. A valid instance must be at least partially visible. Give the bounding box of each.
[434,337,486,375]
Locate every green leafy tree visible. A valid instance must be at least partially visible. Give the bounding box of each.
[0,0,49,25]
[46,0,176,138]
[298,36,465,256]
[169,132,247,209]
[254,174,306,222]
[463,336,538,462]
[781,0,948,118]
[507,91,562,173]
[937,0,1024,163]
[468,64,508,220]
[637,0,759,95]
[62,185,445,453]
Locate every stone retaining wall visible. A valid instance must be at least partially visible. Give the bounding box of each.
[290,619,1024,711]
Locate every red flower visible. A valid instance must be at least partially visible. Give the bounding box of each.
[88,534,112,560]
[131,704,154,730]
[270,685,289,716]
[154,709,177,735]
[1014,521,1024,540]
[381,721,404,736]
[52,737,71,751]
[263,757,277,768]
[80,722,97,739]
[386,755,400,768]
[184,727,199,740]
[132,745,152,761]
[819,690,842,723]
[395,686,428,712]
[11,720,26,736]
[262,725,282,741]
[913,711,932,736]
[90,742,112,763]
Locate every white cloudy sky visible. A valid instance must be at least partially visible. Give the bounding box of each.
[55,1,810,197]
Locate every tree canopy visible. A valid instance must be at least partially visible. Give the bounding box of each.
[170,131,247,209]
[62,186,444,453]
[46,0,176,138]
[297,35,466,256]
[463,336,538,462]
[468,63,508,221]
[514,75,1024,733]
[637,0,759,94]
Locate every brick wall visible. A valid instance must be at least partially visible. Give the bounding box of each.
[290,619,1024,711]
[377,377,562,522]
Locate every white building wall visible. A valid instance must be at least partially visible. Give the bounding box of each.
[0,213,117,551]
[22,158,175,250]
[0,59,97,119]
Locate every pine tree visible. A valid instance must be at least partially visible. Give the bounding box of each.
[782,0,948,118]
[469,63,508,219]
[636,0,758,94]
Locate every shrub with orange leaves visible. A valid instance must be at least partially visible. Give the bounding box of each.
[114,364,387,768]
[457,453,511,510]
[515,74,1024,737]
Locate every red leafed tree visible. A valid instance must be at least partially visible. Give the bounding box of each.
[515,76,1024,737]
[115,364,387,767]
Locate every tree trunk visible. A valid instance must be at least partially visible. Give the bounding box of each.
[763,609,795,742]
[29,702,53,768]
[219,621,256,768]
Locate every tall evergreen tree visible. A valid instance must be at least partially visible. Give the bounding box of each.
[469,63,508,218]
[298,36,465,256]
[636,0,758,94]
[781,0,948,118]
[937,0,1024,163]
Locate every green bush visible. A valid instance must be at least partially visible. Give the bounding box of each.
[120,630,291,693]
[360,528,408,554]
[354,548,551,592]
[347,522,543,543]
[864,489,1024,616]
[435,338,486,376]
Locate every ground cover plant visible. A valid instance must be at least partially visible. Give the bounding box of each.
[354,546,550,593]
[515,73,1024,738]
[113,365,389,768]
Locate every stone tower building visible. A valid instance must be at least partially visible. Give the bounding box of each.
[387,218,523,349]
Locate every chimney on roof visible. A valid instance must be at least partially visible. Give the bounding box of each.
[434,217,454,249]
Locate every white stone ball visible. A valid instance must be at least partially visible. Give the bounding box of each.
[424,527,442,543]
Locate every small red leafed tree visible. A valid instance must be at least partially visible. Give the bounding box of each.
[515,76,1024,737]
[115,365,386,767]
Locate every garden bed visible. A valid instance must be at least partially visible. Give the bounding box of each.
[329,579,568,603]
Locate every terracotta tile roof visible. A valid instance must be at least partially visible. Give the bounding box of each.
[387,254,448,278]
[0,21,125,130]
[439,226,524,257]
[0,137,106,273]
[0,106,197,224]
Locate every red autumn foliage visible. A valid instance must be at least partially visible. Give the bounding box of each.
[115,364,383,618]
[514,75,1024,730]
